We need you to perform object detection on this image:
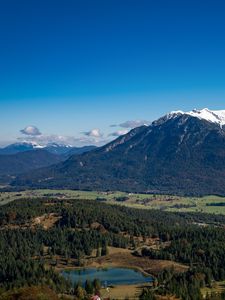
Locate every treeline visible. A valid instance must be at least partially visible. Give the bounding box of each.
[206,202,225,207]
[0,228,70,292]
[142,225,225,281]
[1,197,225,229]
[0,227,128,291]
[141,224,225,299]
[140,268,225,300]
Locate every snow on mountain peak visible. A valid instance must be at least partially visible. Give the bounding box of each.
[168,108,225,127]
[19,141,45,149]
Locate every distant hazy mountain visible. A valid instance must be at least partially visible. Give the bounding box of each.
[0,142,96,156]
[0,142,38,155]
[0,143,96,185]
[13,109,225,196]
[0,149,64,184]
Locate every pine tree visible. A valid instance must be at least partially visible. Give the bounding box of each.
[101,242,109,256]
[96,247,101,257]
[85,279,93,294]
[93,278,101,292]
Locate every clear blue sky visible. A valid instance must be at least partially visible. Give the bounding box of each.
[0,0,224,146]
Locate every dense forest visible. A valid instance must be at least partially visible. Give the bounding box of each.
[0,197,225,299]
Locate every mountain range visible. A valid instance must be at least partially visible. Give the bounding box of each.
[0,142,96,156]
[11,108,225,196]
[0,143,96,185]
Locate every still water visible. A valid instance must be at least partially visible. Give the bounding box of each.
[61,267,153,286]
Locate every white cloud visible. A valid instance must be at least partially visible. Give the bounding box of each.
[17,132,108,147]
[119,120,151,128]
[109,129,129,137]
[20,125,41,136]
[83,128,103,138]
[17,126,111,148]
[110,120,151,129]
[18,125,107,147]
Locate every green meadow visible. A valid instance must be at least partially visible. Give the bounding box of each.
[1,189,225,215]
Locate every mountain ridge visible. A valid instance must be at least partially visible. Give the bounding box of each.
[0,142,96,156]
[0,149,64,184]
[12,109,225,196]
[164,108,225,127]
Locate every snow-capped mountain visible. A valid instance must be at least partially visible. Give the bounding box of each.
[13,108,225,196]
[166,108,225,127]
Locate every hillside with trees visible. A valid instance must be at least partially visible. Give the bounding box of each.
[0,197,225,299]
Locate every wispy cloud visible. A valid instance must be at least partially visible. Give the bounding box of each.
[108,129,129,137]
[82,128,103,138]
[17,134,108,147]
[111,120,151,129]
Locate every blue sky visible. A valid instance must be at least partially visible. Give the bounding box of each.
[0,0,224,146]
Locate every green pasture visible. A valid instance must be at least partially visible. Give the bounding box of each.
[1,189,225,215]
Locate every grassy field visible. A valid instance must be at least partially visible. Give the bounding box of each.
[201,281,225,298]
[100,284,144,300]
[1,189,225,215]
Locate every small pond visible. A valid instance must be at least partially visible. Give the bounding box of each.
[61,267,153,286]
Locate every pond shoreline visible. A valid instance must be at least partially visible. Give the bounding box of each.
[54,246,187,281]
[60,266,153,287]
[57,263,153,279]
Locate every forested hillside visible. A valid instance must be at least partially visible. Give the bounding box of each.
[1,197,225,299]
